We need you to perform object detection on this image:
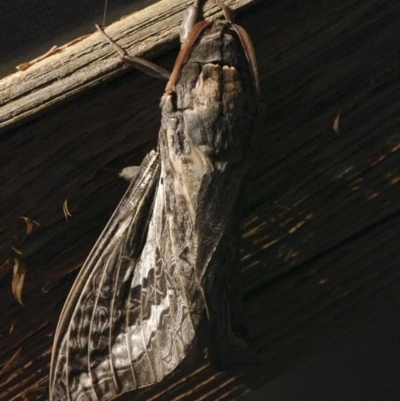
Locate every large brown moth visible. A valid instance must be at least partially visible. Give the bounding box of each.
[50,0,259,400]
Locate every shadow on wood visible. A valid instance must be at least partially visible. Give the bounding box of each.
[0,0,399,400]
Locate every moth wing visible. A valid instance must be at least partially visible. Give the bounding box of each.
[50,150,189,401]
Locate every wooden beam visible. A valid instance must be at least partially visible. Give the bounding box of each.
[0,0,260,129]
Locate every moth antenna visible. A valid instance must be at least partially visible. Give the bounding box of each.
[166,20,212,93]
[232,23,260,99]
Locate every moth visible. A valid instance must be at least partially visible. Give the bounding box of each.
[50,0,259,400]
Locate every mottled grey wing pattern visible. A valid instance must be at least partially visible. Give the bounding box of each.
[50,151,199,400]
[50,146,209,401]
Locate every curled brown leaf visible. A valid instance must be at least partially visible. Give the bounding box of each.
[63,199,73,221]
[12,258,27,306]
[20,216,40,234]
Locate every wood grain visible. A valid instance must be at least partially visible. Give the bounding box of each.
[0,0,259,129]
[1,0,399,400]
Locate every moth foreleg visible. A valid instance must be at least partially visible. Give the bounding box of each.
[179,0,205,43]
[214,0,234,23]
[95,24,170,80]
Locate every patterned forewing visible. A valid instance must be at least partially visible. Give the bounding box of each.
[123,153,203,386]
[50,152,160,400]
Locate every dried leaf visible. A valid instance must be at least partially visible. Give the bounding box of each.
[41,281,52,294]
[20,216,40,234]
[9,320,16,334]
[63,199,73,220]
[12,258,27,306]
[16,34,90,71]
[17,45,59,71]
[333,113,340,132]
[12,245,23,255]
[65,34,90,47]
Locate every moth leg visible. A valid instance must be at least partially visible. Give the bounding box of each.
[95,24,170,80]
[179,0,205,44]
[214,0,234,22]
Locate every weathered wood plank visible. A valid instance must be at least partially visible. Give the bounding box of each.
[0,0,399,400]
[0,0,259,129]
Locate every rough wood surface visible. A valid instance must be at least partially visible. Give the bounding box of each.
[1,0,400,400]
[0,0,258,129]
